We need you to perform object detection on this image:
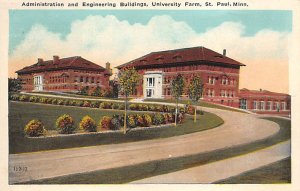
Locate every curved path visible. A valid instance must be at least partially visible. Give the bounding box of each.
[9,107,280,184]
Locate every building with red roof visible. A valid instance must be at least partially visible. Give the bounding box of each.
[117,46,245,107]
[238,88,290,116]
[16,56,111,93]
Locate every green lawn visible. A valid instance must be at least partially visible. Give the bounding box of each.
[216,157,291,184]
[144,98,248,113]
[21,117,291,184]
[9,101,223,154]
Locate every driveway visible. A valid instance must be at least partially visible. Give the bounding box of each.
[9,107,280,184]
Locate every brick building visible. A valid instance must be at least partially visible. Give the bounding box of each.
[16,56,111,93]
[117,46,245,107]
[238,88,291,116]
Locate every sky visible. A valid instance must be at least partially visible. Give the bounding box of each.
[9,10,292,93]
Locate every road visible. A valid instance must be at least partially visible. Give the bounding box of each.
[9,107,281,184]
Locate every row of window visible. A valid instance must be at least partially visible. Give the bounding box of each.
[73,70,101,74]
[252,101,286,111]
[208,76,236,86]
[75,76,100,84]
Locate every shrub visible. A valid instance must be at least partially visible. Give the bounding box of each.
[136,114,145,127]
[11,94,20,101]
[149,105,156,111]
[112,103,120,110]
[163,113,170,124]
[91,86,102,97]
[168,113,175,123]
[55,114,75,134]
[168,106,176,113]
[118,104,125,110]
[129,104,137,110]
[91,101,100,108]
[178,113,184,124]
[46,98,53,104]
[155,105,164,112]
[110,115,121,130]
[75,100,84,107]
[143,114,152,127]
[141,104,149,111]
[57,99,64,105]
[79,115,97,132]
[186,105,195,115]
[64,99,70,106]
[19,95,28,101]
[127,114,137,128]
[99,116,112,130]
[39,97,48,103]
[82,100,91,107]
[70,100,77,106]
[99,102,112,109]
[29,96,39,102]
[24,119,45,137]
[51,98,58,105]
[152,113,165,125]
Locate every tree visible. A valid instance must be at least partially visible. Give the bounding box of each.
[8,78,22,92]
[78,86,89,96]
[91,86,102,97]
[109,80,119,98]
[170,74,185,126]
[118,67,140,134]
[188,75,203,122]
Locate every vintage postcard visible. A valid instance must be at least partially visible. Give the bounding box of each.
[1,0,300,190]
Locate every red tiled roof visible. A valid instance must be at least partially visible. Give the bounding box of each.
[239,88,290,97]
[16,56,108,74]
[116,46,245,69]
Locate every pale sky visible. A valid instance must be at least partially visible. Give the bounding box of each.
[9,10,291,93]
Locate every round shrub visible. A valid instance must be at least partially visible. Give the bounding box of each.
[55,114,75,134]
[91,101,100,108]
[143,114,152,127]
[57,99,64,105]
[168,113,175,123]
[76,100,84,107]
[70,100,77,106]
[163,113,170,124]
[19,95,28,101]
[39,97,48,103]
[100,102,112,109]
[155,105,164,112]
[118,104,125,110]
[79,115,97,132]
[152,113,165,125]
[129,104,137,110]
[149,105,156,111]
[187,105,195,115]
[82,101,91,107]
[64,99,70,106]
[29,96,38,102]
[112,103,120,110]
[46,98,53,104]
[136,114,145,127]
[127,114,137,128]
[177,113,184,124]
[110,115,121,130]
[141,104,149,111]
[99,116,112,130]
[24,119,45,137]
[51,98,58,105]
[10,94,20,101]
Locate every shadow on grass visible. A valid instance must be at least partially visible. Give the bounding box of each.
[19,117,290,184]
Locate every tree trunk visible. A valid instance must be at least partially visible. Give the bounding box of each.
[194,105,197,122]
[123,96,127,134]
[175,99,178,126]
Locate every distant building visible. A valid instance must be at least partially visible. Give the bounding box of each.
[117,46,245,107]
[238,88,291,116]
[16,56,111,93]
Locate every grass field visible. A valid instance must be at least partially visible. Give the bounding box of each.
[9,101,223,154]
[216,157,291,184]
[21,117,291,184]
[144,98,248,113]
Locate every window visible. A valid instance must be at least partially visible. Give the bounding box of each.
[260,101,265,110]
[146,77,155,87]
[267,101,272,110]
[80,76,83,82]
[253,101,258,110]
[240,99,247,109]
[281,102,286,110]
[86,77,89,83]
[91,77,95,83]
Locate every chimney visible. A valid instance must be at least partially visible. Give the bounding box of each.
[223,49,226,56]
[106,62,112,74]
[37,58,43,64]
[53,55,59,64]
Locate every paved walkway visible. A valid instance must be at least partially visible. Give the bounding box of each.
[131,140,290,183]
[9,107,280,184]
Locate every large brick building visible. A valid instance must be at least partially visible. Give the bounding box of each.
[16,56,111,93]
[239,88,290,116]
[117,46,245,107]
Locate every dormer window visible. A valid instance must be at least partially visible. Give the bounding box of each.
[155,56,164,61]
[173,54,182,61]
[140,59,147,64]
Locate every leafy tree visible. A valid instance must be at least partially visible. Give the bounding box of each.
[188,75,203,122]
[78,86,89,96]
[8,78,22,92]
[171,74,185,126]
[91,86,102,97]
[109,80,119,98]
[118,67,140,134]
